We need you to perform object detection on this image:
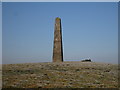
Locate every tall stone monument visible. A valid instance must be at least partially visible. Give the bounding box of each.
[53,17,63,62]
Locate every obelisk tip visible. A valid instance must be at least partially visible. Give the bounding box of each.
[56,17,61,20]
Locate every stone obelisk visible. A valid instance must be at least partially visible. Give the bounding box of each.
[53,17,63,62]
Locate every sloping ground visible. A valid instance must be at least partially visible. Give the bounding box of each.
[2,61,118,88]
[0,64,2,89]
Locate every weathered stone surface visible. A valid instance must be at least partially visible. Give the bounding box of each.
[53,17,63,62]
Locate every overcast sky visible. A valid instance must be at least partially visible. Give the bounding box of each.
[2,2,118,64]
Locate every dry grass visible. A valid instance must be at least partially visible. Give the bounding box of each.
[2,61,118,88]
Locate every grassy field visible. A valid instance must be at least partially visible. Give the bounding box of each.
[2,61,118,88]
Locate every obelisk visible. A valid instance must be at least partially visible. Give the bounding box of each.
[53,17,63,62]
